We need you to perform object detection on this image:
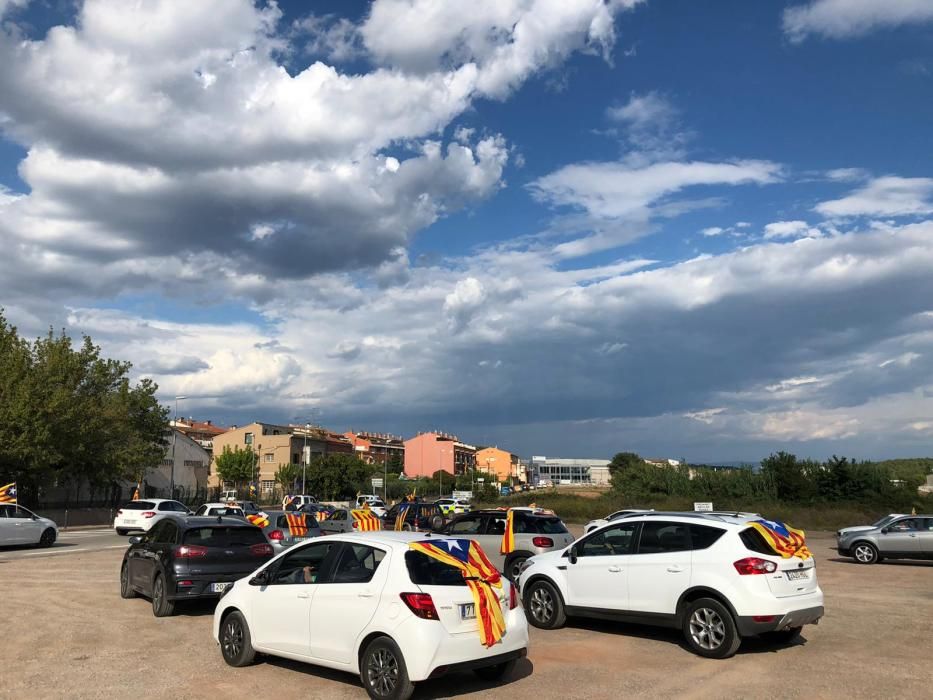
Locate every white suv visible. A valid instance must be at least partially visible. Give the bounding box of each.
[113,499,191,535]
[517,513,823,658]
[213,532,528,699]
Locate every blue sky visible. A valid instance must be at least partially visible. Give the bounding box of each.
[2,0,933,463]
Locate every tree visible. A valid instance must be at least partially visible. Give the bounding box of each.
[275,463,300,494]
[214,446,257,488]
[761,452,814,502]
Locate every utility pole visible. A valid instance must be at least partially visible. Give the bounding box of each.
[302,424,309,495]
[169,395,186,498]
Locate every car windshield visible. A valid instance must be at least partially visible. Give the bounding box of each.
[405,550,466,586]
[183,526,266,547]
[872,514,898,528]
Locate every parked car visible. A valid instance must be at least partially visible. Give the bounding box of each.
[363,500,388,518]
[319,508,361,534]
[435,498,472,516]
[355,494,381,507]
[284,495,318,510]
[441,509,575,580]
[297,503,337,521]
[234,500,263,516]
[517,512,824,658]
[584,509,654,534]
[120,515,273,616]
[195,503,246,518]
[382,502,447,532]
[259,511,322,553]
[836,513,905,539]
[0,503,58,548]
[113,498,192,535]
[212,531,528,700]
[836,514,933,564]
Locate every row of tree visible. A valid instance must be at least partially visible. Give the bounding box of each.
[0,313,168,502]
[609,451,931,509]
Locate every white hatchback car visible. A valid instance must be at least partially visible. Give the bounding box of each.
[0,503,58,547]
[518,513,824,658]
[213,531,528,699]
[113,498,192,535]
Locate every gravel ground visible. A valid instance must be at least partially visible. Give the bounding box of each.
[1,532,930,699]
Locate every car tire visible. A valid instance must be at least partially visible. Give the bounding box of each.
[429,514,445,531]
[401,522,413,532]
[764,626,802,645]
[220,611,257,667]
[120,563,136,599]
[360,636,414,700]
[523,579,567,629]
[506,556,528,582]
[38,528,56,548]
[683,598,741,659]
[853,542,880,565]
[151,574,175,617]
[473,658,518,682]
[116,528,128,536]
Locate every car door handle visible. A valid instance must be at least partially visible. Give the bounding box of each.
[607,566,622,573]
[667,566,685,573]
[297,592,310,599]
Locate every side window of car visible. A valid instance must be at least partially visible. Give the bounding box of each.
[13,506,33,519]
[450,515,483,535]
[578,523,638,557]
[159,521,179,545]
[271,541,339,585]
[637,522,691,554]
[195,506,207,516]
[332,544,386,584]
[0,505,10,518]
[890,518,920,532]
[158,502,173,511]
[486,516,506,536]
[146,521,168,544]
[688,524,726,550]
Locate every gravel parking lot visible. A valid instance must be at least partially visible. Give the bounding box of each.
[1,531,930,699]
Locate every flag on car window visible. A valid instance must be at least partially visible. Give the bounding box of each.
[247,512,270,528]
[500,509,515,555]
[409,538,506,648]
[284,513,308,537]
[394,504,409,531]
[749,519,812,560]
[0,482,17,504]
[351,509,382,531]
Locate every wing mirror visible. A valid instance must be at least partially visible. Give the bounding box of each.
[249,569,271,586]
[568,545,578,565]
[128,536,142,545]
[880,527,890,534]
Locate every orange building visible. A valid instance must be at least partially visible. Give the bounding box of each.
[475,446,523,485]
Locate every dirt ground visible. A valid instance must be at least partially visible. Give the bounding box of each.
[2,532,931,700]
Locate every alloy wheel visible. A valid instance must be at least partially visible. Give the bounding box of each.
[367,648,399,697]
[854,544,876,563]
[222,619,244,660]
[40,529,55,547]
[529,586,554,623]
[689,607,726,650]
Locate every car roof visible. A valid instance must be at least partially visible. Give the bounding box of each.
[200,502,242,508]
[322,531,467,551]
[161,515,254,527]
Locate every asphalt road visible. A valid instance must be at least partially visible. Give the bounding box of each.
[0,527,127,562]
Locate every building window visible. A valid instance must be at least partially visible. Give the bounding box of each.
[293,453,300,464]
[264,453,275,463]
[245,432,253,445]
[261,480,274,494]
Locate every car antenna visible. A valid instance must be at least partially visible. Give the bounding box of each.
[217,515,223,523]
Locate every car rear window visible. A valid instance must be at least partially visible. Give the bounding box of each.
[183,526,266,547]
[516,516,569,534]
[121,501,155,510]
[739,527,774,555]
[275,514,319,529]
[405,551,466,586]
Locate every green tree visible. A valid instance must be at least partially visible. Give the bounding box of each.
[761,451,814,502]
[275,463,301,494]
[214,446,257,488]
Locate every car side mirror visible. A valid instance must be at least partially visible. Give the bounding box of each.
[249,569,271,586]
[128,536,142,545]
[568,546,578,565]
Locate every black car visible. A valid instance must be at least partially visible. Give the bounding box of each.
[382,502,447,531]
[120,515,273,617]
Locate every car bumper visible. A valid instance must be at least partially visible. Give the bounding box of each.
[427,647,527,678]
[736,605,825,636]
[168,573,252,601]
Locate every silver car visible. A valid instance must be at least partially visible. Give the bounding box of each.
[837,514,933,564]
[258,510,322,552]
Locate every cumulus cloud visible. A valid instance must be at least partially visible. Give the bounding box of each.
[605,91,688,155]
[763,220,822,240]
[815,176,933,218]
[784,0,933,42]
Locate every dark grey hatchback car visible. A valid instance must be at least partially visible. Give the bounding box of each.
[120,515,273,616]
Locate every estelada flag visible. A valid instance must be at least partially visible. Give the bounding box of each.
[394,504,409,531]
[247,512,270,528]
[351,509,382,531]
[0,482,17,504]
[284,513,308,537]
[131,485,140,501]
[500,509,515,555]
[409,538,506,648]
[749,519,812,560]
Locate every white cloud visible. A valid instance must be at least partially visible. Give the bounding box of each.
[825,167,869,182]
[606,91,676,127]
[763,220,822,240]
[815,176,933,218]
[701,227,724,237]
[784,0,933,42]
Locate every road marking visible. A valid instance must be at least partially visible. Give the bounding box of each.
[0,544,126,561]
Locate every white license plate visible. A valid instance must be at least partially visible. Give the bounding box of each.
[460,603,476,620]
[786,570,810,581]
[125,520,137,525]
[211,582,232,593]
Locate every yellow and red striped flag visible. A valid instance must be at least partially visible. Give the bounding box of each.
[0,482,17,504]
[394,504,409,531]
[247,512,270,528]
[284,513,308,537]
[351,509,382,531]
[749,519,812,560]
[500,509,515,555]
[131,484,140,501]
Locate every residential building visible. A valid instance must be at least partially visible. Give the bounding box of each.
[209,422,353,496]
[404,432,476,478]
[475,446,524,485]
[344,431,405,469]
[531,456,611,486]
[170,416,229,455]
[150,429,211,495]
[645,458,682,468]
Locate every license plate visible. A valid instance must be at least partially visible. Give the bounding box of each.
[459,603,476,620]
[211,582,232,593]
[786,570,810,581]
[125,520,136,525]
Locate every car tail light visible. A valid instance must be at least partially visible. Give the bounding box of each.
[532,536,553,548]
[400,592,438,620]
[250,543,274,557]
[142,511,157,518]
[175,545,208,558]
[733,557,778,575]
[267,529,284,541]
[352,521,359,529]
[752,615,776,623]
[177,580,194,587]
[509,583,519,610]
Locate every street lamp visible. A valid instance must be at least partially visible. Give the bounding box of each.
[169,395,187,498]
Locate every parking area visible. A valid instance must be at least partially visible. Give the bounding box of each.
[1,532,930,699]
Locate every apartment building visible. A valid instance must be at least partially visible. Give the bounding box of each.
[344,431,405,469]
[475,446,524,484]
[404,431,476,478]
